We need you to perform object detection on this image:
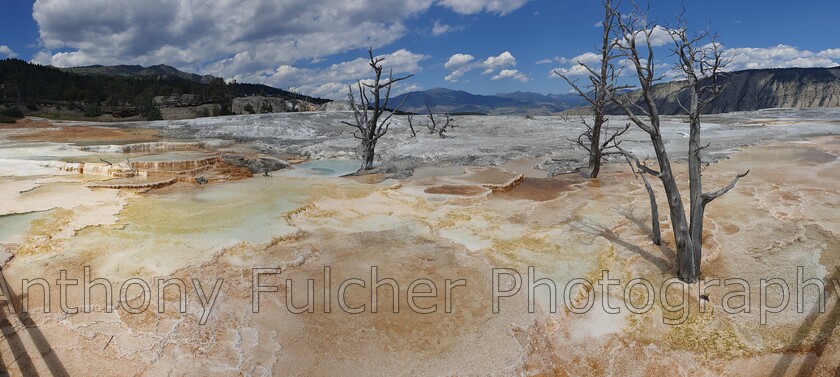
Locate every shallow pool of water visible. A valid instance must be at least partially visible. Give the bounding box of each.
[0,211,47,243]
[289,159,361,177]
[55,175,322,278]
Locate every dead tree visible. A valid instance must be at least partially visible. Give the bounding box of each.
[669,13,749,275]
[555,0,628,179]
[424,102,438,133]
[610,4,747,283]
[406,114,417,137]
[342,48,412,173]
[438,113,456,138]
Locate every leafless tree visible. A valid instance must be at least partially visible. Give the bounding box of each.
[555,0,629,179]
[438,113,456,138]
[424,102,438,133]
[669,11,749,278]
[406,114,417,137]
[342,48,413,173]
[609,4,747,283]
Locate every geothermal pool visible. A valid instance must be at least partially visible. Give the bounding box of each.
[0,114,839,376]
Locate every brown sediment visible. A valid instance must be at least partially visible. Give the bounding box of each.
[0,118,54,129]
[345,172,387,184]
[460,167,524,190]
[87,177,178,190]
[9,125,160,143]
[132,156,221,172]
[210,163,254,181]
[493,177,583,202]
[424,184,488,196]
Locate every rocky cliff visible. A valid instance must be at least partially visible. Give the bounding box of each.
[616,66,840,115]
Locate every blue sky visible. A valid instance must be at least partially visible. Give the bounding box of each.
[2,0,839,99]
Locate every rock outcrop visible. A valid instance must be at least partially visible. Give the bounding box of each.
[231,96,317,114]
[611,66,840,115]
[222,154,291,174]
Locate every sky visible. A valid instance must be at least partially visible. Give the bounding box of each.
[1,0,840,99]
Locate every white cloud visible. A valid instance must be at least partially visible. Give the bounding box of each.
[32,0,433,72]
[443,51,518,82]
[432,20,462,36]
[482,51,517,71]
[722,44,840,71]
[444,53,476,69]
[437,0,530,15]
[617,25,673,48]
[551,64,590,77]
[818,48,840,59]
[550,52,603,77]
[29,0,529,88]
[245,49,429,99]
[0,45,18,58]
[443,53,475,82]
[491,69,528,82]
[535,58,553,65]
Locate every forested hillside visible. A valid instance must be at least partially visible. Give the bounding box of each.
[0,59,328,118]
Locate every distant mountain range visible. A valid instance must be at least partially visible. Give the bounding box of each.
[63,64,218,84]
[389,88,587,115]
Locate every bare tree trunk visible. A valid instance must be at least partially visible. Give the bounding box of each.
[670,18,748,280]
[588,113,604,178]
[641,172,662,245]
[650,134,694,281]
[407,114,417,137]
[687,75,705,274]
[361,140,376,171]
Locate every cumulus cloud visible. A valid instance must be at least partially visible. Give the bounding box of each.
[549,52,604,77]
[29,0,530,91]
[241,49,429,99]
[482,51,517,72]
[818,48,840,59]
[0,45,18,58]
[443,53,475,82]
[722,44,840,71]
[437,0,530,15]
[550,43,840,85]
[491,69,528,82]
[32,0,431,72]
[617,25,673,48]
[443,51,518,82]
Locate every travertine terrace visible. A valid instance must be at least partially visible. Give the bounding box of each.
[0,110,839,375]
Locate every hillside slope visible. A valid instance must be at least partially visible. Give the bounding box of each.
[617,66,840,115]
